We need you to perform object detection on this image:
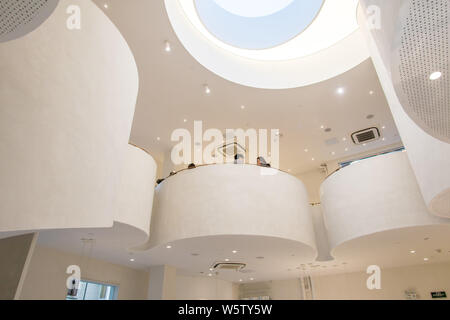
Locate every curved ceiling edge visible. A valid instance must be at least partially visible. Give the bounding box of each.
[165,0,370,89]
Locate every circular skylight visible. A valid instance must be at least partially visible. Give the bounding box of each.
[195,0,324,49]
[165,0,369,88]
[212,0,295,18]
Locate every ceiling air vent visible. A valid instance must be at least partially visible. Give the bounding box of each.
[212,262,246,271]
[217,141,246,158]
[351,127,380,145]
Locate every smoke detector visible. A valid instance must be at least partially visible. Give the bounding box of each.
[351,127,380,145]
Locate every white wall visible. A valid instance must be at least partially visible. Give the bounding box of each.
[0,0,140,232]
[20,245,149,300]
[358,1,450,217]
[240,279,303,300]
[175,275,239,300]
[313,262,450,300]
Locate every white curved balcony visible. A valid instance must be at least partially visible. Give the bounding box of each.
[0,0,155,241]
[146,164,317,257]
[320,152,450,259]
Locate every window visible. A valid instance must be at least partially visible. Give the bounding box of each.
[66,280,118,300]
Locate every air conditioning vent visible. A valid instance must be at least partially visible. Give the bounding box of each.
[212,262,246,271]
[217,141,246,158]
[351,127,380,145]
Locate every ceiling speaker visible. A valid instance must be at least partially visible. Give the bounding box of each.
[0,0,59,43]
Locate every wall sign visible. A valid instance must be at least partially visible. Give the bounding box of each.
[431,291,447,299]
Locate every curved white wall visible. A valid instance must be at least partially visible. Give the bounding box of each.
[0,0,148,233]
[358,1,450,217]
[147,164,316,251]
[116,145,157,236]
[320,152,448,250]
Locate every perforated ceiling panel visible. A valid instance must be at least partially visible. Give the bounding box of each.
[396,0,449,143]
[0,0,59,43]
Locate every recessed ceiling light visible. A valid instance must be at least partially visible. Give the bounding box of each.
[336,87,345,95]
[382,137,386,141]
[232,250,237,254]
[362,143,366,146]
[129,258,135,262]
[156,137,161,141]
[204,85,211,94]
[249,278,254,281]
[424,258,429,261]
[240,105,245,109]
[382,126,386,129]
[320,125,325,129]
[311,157,315,161]
[239,279,243,282]
[429,71,442,80]
[410,250,416,254]
[183,119,187,123]
[224,258,230,262]
[209,268,213,271]
[369,90,374,95]
[208,273,213,277]
[304,149,308,152]
[166,245,172,249]
[164,41,171,52]
[331,151,335,155]
[103,4,108,9]
[344,148,349,151]
[342,137,347,141]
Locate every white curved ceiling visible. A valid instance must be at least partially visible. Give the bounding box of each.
[92,0,402,175]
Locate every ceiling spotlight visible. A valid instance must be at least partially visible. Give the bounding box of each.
[336,87,345,95]
[249,278,254,281]
[424,258,429,261]
[320,125,325,129]
[164,41,171,52]
[239,279,243,282]
[166,245,172,249]
[382,137,386,141]
[342,137,347,141]
[183,119,187,123]
[240,105,245,109]
[410,250,416,254]
[103,4,108,9]
[204,85,211,94]
[209,268,214,271]
[369,90,374,95]
[130,258,135,262]
[331,151,335,155]
[311,157,315,161]
[382,126,386,129]
[232,250,237,254]
[304,149,308,152]
[208,273,213,277]
[429,71,442,80]
[156,137,161,141]
[225,258,230,262]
